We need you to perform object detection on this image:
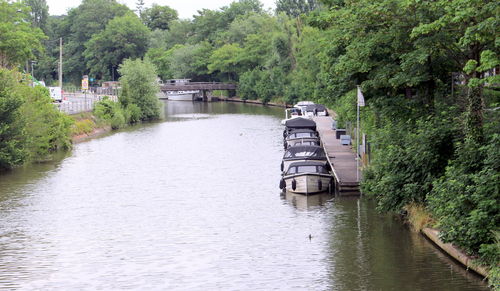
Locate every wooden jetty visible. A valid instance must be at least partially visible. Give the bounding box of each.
[313,116,361,195]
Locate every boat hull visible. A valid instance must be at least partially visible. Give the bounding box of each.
[167,94,194,101]
[283,173,332,195]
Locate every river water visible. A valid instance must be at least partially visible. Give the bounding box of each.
[0,101,488,290]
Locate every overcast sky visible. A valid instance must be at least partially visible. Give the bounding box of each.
[46,0,276,18]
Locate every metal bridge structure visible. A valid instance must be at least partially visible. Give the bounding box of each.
[159,82,237,100]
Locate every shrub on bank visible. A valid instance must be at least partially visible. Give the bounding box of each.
[0,68,73,170]
[21,86,73,161]
[72,119,96,135]
[93,97,127,129]
[429,135,500,266]
[118,59,161,121]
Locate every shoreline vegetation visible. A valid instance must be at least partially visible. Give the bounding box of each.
[1,0,498,288]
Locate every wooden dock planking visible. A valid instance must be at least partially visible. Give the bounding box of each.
[313,116,361,195]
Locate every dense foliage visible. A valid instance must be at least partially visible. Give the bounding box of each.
[118,58,160,121]
[0,68,72,170]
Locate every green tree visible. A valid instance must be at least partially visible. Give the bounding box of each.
[411,0,499,142]
[191,0,263,43]
[26,0,49,32]
[118,59,160,120]
[169,42,213,80]
[276,0,319,17]
[84,13,150,80]
[135,0,145,16]
[207,43,244,80]
[0,0,46,68]
[20,85,73,160]
[0,69,27,170]
[145,47,174,81]
[141,4,178,30]
[58,0,130,82]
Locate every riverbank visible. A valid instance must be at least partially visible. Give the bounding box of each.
[421,228,489,278]
[72,125,112,143]
[70,112,112,144]
[404,204,492,282]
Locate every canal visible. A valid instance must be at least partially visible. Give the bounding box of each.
[0,101,488,290]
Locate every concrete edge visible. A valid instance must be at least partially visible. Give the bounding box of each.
[421,228,489,278]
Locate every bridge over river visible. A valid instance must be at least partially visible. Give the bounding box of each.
[160,82,237,100]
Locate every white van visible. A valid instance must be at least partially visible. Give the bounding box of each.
[48,87,62,102]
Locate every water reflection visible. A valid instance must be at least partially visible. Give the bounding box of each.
[324,198,488,291]
[282,191,334,210]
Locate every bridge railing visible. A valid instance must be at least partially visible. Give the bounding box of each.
[160,82,237,91]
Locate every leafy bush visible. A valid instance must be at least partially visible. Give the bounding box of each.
[0,69,27,170]
[429,135,500,263]
[119,59,160,121]
[93,98,126,129]
[125,104,141,124]
[21,86,73,161]
[110,110,126,129]
[0,68,73,167]
[362,112,457,212]
[72,119,95,135]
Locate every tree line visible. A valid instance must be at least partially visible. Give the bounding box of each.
[0,0,498,285]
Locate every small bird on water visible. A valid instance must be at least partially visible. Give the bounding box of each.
[308,234,312,241]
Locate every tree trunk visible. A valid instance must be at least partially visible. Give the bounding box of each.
[465,84,484,143]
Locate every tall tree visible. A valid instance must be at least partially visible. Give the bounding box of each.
[0,0,46,68]
[26,0,49,32]
[84,12,150,80]
[275,0,319,17]
[141,4,178,30]
[0,68,26,170]
[118,58,160,120]
[135,0,145,16]
[411,0,499,142]
[59,0,130,82]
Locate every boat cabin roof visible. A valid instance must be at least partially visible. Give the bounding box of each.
[285,117,317,130]
[283,145,326,159]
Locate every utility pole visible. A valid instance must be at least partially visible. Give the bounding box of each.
[59,37,63,88]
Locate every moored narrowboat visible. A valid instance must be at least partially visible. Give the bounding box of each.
[279,161,333,195]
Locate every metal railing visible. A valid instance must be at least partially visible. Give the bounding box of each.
[56,94,118,115]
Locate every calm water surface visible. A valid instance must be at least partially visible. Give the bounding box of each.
[0,101,488,290]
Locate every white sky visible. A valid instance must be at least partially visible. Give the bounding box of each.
[47,0,276,18]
